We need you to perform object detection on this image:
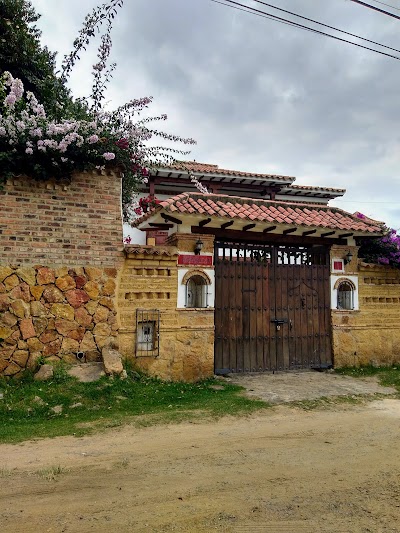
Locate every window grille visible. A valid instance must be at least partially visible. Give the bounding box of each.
[135,309,160,357]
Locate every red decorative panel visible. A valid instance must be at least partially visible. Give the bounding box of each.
[178,254,213,266]
[333,260,344,271]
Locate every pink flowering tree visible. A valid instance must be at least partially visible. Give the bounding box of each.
[0,0,196,222]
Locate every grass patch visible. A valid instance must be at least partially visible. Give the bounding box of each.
[335,365,400,395]
[36,465,68,481]
[0,368,270,444]
[288,393,389,411]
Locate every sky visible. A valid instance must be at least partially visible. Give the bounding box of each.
[31,0,400,229]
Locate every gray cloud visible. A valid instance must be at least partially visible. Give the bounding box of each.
[31,0,400,229]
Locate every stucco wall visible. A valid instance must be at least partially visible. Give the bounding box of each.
[332,261,400,367]
[118,244,214,382]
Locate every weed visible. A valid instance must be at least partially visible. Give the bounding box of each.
[335,365,400,396]
[0,467,13,478]
[36,465,68,481]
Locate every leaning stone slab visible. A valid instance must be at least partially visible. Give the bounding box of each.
[34,364,54,381]
[102,345,124,376]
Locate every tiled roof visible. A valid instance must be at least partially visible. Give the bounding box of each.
[135,192,383,234]
[166,161,295,182]
[124,245,177,256]
[288,184,346,194]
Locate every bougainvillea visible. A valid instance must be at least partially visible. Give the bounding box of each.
[357,213,400,267]
[0,0,197,222]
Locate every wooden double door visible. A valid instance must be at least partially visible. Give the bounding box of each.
[214,242,332,373]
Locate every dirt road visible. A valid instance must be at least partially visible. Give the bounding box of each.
[1,398,400,532]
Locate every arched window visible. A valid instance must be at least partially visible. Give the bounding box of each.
[182,271,211,308]
[337,280,355,310]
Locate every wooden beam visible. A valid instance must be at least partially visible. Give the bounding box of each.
[221,221,234,229]
[283,228,297,235]
[302,229,317,236]
[339,233,353,239]
[199,218,212,227]
[161,213,182,225]
[263,226,277,233]
[321,231,336,237]
[148,223,173,229]
[191,226,344,245]
[243,223,256,231]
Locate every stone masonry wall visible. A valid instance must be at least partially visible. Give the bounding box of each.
[0,171,124,376]
[332,262,400,367]
[118,246,214,382]
[0,265,118,376]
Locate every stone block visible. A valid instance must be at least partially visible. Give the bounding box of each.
[30,301,47,317]
[16,267,36,286]
[102,345,124,375]
[93,305,109,323]
[55,275,76,292]
[4,274,20,292]
[12,350,29,367]
[51,303,75,321]
[84,267,103,281]
[75,307,93,328]
[0,294,11,312]
[36,267,55,285]
[34,364,54,381]
[30,286,44,301]
[0,266,13,283]
[42,285,65,303]
[65,289,90,308]
[19,318,36,340]
[84,280,100,299]
[27,337,45,353]
[0,312,18,327]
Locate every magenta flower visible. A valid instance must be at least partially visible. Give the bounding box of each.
[103,152,115,160]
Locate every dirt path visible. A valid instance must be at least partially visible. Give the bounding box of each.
[1,399,400,532]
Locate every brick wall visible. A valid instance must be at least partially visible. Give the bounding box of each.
[0,171,124,266]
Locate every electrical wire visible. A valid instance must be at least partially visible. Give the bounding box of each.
[368,0,400,12]
[210,0,400,61]
[349,0,400,20]
[250,0,400,54]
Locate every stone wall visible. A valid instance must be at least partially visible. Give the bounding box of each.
[118,245,214,381]
[0,265,118,376]
[332,262,400,367]
[0,171,124,376]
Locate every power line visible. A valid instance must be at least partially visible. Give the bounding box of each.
[210,0,400,61]
[369,0,400,12]
[349,0,400,20]
[250,0,400,54]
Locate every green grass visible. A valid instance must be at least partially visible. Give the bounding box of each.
[0,366,270,444]
[335,365,400,395]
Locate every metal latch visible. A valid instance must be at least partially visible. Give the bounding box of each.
[271,318,288,331]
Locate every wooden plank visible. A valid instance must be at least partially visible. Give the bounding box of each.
[242,261,251,372]
[281,264,290,369]
[249,262,258,371]
[287,264,296,369]
[255,262,264,371]
[235,259,244,372]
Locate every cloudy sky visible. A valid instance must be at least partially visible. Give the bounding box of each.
[31,0,400,229]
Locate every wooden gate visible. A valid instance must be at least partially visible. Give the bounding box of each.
[214,241,332,373]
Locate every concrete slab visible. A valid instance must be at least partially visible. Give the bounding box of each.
[225,370,396,404]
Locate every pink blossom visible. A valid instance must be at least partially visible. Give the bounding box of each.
[103,152,115,160]
[4,93,16,107]
[88,134,99,144]
[25,147,33,155]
